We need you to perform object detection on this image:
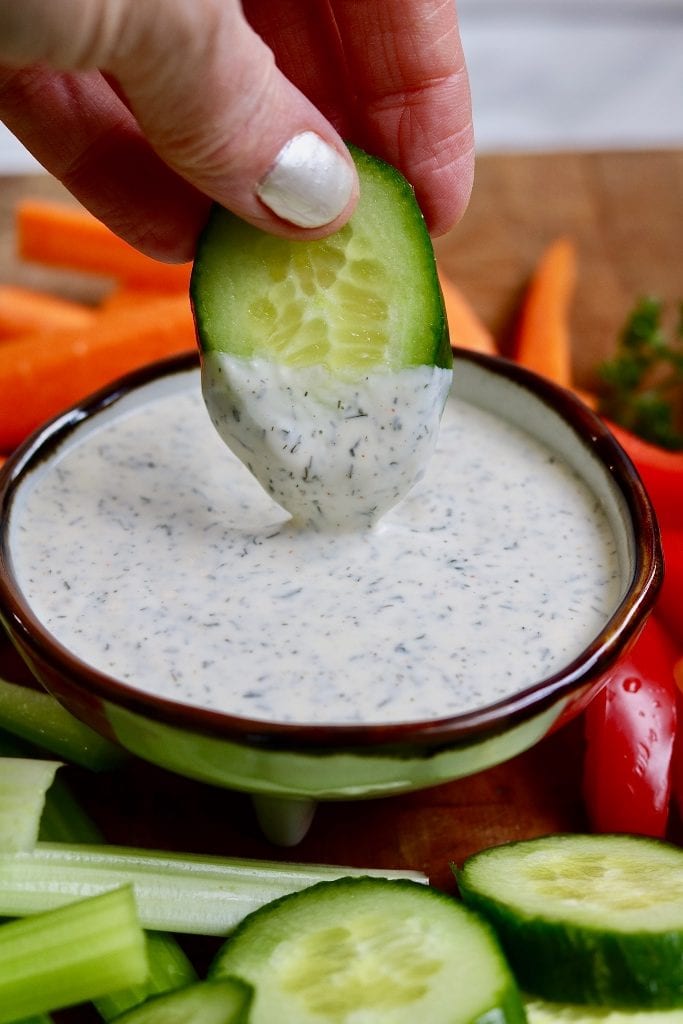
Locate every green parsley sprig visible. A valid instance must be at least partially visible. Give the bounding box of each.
[599,297,683,451]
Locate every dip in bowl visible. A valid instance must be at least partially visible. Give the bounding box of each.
[0,350,661,843]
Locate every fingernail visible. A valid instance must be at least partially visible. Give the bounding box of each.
[256,131,355,228]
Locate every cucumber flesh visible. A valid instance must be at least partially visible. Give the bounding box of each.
[111,978,251,1024]
[455,834,683,1008]
[191,146,450,374]
[210,876,525,1024]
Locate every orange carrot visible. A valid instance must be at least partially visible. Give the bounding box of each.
[0,285,96,339]
[0,295,196,450]
[437,269,497,356]
[571,387,599,410]
[514,236,577,387]
[17,200,191,291]
[99,287,178,312]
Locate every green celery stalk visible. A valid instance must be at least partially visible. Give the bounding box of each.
[0,677,124,771]
[0,885,148,1024]
[0,757,61,852]
[0,728,197,1019]
[0,842,428,935]
[94,931,198,1021]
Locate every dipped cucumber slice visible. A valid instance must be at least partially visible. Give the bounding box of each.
[192,146,453,530]
[455,834,683,1009]
[191,145,450,373]
[210,876,526,1024]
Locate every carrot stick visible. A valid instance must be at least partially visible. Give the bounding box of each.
[99,287,178,312]
[17,200,191,291]
[437,269,497,356]
[0,295,196,450]
[571,387,599,410]
[514,237,577,387]
[0,285,96,339]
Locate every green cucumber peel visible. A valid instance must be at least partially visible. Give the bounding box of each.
[110,977,252,1024]
[455,833,683,1009]
[211,875,526,1024]
[191,144,451,374]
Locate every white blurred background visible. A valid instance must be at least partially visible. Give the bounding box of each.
[1,0,682,173]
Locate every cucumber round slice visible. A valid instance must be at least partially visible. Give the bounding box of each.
[112,978,251,1024]
[210,876,525,1024]
[526,998,683,1023]
[191,145,451,374]
[455,834,683,1009]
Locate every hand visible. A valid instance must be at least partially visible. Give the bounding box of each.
[0,0,474,261]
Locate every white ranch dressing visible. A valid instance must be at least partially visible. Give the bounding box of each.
[201,353,452,531]
[10,372,623,726]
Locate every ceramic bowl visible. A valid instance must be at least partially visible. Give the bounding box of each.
[0,351,661,843]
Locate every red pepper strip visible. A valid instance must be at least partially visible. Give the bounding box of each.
[657,530,683,652]
[583,615,678,838]
[671,683,683,825]
[605,420,683,531]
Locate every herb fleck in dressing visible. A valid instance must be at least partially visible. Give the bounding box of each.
[201,354,452,530]
[11,373,622,726]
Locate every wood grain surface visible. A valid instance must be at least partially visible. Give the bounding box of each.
[1,151,682,1022]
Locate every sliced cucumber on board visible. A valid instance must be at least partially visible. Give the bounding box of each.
[191,145,451,374]
[455,834,683,1009]
[526,998,683,1023]
[111,978,251,1024]
[210,876,525,1024]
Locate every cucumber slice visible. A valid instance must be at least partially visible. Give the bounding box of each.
[455,834,683,1009]
[526,998,683,1023]
[210,876,525,1024]
[191,146,450,373]
[191,146,452,530]
[111,978,251,1024]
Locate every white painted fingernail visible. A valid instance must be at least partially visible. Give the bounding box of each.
[256,131,355,228]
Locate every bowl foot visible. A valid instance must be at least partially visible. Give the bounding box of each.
[251,793,317,846]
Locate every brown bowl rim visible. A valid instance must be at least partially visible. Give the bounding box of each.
[0,349,663,753]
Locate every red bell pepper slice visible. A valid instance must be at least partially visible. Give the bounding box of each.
[583,615,678,838]
[606,421,683,531]
[657,530,683,652]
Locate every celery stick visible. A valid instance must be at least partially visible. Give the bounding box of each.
[94,931,197,1021]
[0,677,124,771]
[0,842,428,935]
[0,733,197,1020]
[0,885,148,1024]
[0,757,61,852]
[39,785,197,1021]
[0,736,195,1020]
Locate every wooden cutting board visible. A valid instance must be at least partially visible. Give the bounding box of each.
[0,151,682,1017]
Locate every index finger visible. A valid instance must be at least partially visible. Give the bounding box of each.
[330,0,474,235]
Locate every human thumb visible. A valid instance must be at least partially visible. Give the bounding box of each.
[0,0,358,238]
